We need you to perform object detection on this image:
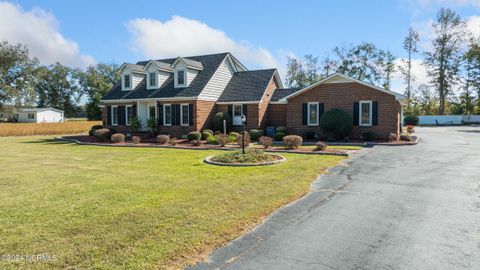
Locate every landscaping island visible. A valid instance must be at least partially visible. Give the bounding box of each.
[205,149,286,166]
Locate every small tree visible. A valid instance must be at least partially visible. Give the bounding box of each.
[319,109,353,140]
[130,116,141,132]
[147,117,157,135]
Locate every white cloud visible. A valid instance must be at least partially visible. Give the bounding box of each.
[466,16,480,38]
[126,16,285,74]
[400,0,480,15]
[0,1,95,68]
[391,58,430,93]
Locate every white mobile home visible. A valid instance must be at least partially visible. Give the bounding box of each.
[2,108,65,123]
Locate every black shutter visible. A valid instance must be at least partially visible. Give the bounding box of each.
[302,103,308,125]
[242,104,248,124]
[189,103,194,126]
[372,101,378,126]
[118,106,125,125]
[132,103,137,117]
[318,103,324,125]
[158,103,163,125]
[107,106,111,125]
[353,102,359,126]
[174,104,181,125]
[227,105,233,116]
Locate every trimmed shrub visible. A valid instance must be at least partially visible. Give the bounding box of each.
[227,133,238,143]
[236,131,251,146]
[201,130,213,140]
[315,141,327,151]
[229,131,240,137]
[283,135,303,149]
[276,126,287,133]
[214,130,222,135]
[259,136,273,149]
[206,134,217,144]
[169,137,177,145]
[388,133,398,141]
[109,127,118,134]
[213,112,232,131]
[94,128,111,142]
[132,135,141,144]
[274,132,286,141]
[129,116,141,132]
[88,125,103,136]
[215,134,228,146]
[111,133,125,143]
[187,131,202,141]
[406,125,415,133]
[191,139,202,146]
[156,134,170,144]
[249,129,264,141]
[319,109,353,140]
[404,114,419,126]
[361,131,376,142]
[303,130,316,140]
[400,133,412,142]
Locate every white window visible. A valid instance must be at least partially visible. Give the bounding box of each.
[111,105,118,126]
[148,72,156,88]
[180,104,189,126]
[176,69,186,87]
[123,74,131,89]
[307,102,319,126]
[359,101,372,126]
[163,104,172,126]
[27,113,35,119]
[125,105,133,126]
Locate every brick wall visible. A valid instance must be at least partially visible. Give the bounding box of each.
[285,82,401,139]
[267,104,286,127]
[258,78,278,128]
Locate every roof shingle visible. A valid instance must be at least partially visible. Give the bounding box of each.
[217,69,277,102]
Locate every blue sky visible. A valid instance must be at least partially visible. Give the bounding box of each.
[1,0,480,91]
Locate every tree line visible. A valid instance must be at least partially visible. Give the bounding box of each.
[0,41,120,119]
[285,8,480,115]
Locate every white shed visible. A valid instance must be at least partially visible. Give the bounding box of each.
[12,108,64,123]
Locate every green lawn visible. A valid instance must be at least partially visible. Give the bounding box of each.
[0,136,345,269]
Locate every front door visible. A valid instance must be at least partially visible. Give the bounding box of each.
[232,104,243,126]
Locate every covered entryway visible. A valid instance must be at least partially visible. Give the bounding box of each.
[137,102,156,131]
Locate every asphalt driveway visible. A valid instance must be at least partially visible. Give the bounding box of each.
[190,126,480,270]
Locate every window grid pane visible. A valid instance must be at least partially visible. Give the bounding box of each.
[149,73,156,86]
[124,75,131,88]
[112,107,118,125]
[308,103,318,125]
[177,70,185,85]
[165,106,172,125]
[361,103,371,125]
[126,107,133,125]
[181,105,189,125]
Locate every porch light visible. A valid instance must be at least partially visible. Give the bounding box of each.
[241,114,246,124]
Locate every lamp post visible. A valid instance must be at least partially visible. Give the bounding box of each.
[241,114,246,154]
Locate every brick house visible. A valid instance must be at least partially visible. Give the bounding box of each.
[100,53,406,139]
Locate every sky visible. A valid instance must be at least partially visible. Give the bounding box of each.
[1,0,480,93]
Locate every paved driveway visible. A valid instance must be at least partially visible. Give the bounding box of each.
[190,126,480,270]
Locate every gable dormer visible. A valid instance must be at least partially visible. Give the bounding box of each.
[144,60,173,90]
[171,57,204,88]
[120,63,146,91]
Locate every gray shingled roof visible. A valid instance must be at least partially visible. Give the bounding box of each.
[271,88,301,102]
[124,63,146,73]
[101,53,228,100]
[217,69,277,102]
[151,60,173,72]
[175,57,204,70]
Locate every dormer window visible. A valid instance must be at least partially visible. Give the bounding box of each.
[149,72,157,88]
[176,70,186,87]
[124,74,131,89]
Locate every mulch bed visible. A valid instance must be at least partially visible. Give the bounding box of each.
[59,135,353,156]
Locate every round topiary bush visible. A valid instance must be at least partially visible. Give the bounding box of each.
[213,112,232,132]
[206,134,217,144]
[259,136,273,149]
[111,133,125,143]
[303,130,316,140]
[156,134,170,144]
[274,132,286,141]
[404,114,419,126]
[201,130,213,140]
[361,131,376,142]
[89,125,103,136]
[94,128,112,142]
[187,131,202,141]
[319,109,353,140]
[276,126,287,133]
[315,141,327,151]
[236,131,251,146]
[132,135,141,144]
[282,135,303,150]
[249,129,264,141]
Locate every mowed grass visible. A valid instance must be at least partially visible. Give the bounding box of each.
[0,121,101,136]
[0,136,345,269]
